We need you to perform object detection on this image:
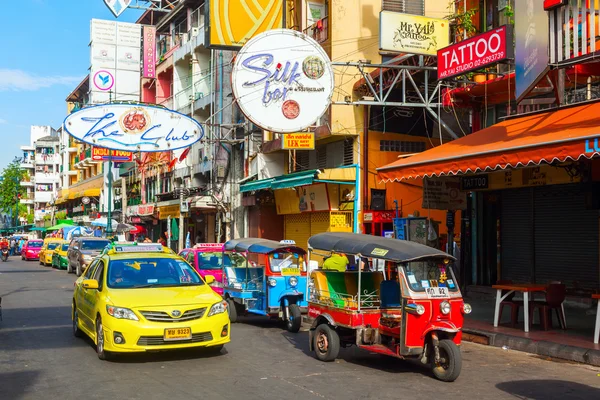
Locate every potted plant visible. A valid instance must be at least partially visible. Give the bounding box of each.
[447,2,478,42]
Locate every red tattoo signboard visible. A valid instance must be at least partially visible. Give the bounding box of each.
[437,25,513,80]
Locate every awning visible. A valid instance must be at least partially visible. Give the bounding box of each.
[239,178,275,193]
[271,170,318,190]
[30,227,47,232]
[84,188,101,196]
[377,101,600,181]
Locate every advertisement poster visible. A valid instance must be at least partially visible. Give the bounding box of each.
[379,11,449,55]
[282,133,315,150]
[515,0,549,102]
[208,0,284,49]
[142,26,157,79]
[422,177,467,210]
[298,183,329,212]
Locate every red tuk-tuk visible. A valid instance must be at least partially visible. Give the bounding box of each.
[306,232,471,382]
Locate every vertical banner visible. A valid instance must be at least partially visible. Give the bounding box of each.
[142,26,156,79]
[515,0,549,102]
[207,0,284,49]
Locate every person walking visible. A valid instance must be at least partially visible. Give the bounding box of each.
[9,238,16,256]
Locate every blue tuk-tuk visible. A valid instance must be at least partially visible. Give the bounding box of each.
[222,238,308,332]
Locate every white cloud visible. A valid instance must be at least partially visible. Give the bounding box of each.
[0,118,6,124]
[0,69,82,91]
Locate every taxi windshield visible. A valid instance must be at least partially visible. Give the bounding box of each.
[108,257,204,289]
[81,240,109,250]
[28,241,42,248]
[47,242,60,250]
[402,260,458,292]
[197,252,246,270]
[61,244,69,251]
[269,252,306,272]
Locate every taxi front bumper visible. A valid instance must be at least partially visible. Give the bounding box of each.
[101,310,230,353]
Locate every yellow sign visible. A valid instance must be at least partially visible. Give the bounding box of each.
[463,165,582,192]
[208,0,284,49]
[379,11,450,56]
[281,267,300,276]
[282,133,315,150]
[159,205,180,220]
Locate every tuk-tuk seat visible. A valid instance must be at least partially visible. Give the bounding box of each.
[310,270,383,309]
[380,280,402,309]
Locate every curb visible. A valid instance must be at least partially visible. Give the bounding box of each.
[463,328,600,367]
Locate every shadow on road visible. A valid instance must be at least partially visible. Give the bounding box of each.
[496,379,600,399]
[102,345,230,364]
[0,269,53,273]
[0,370,41,400]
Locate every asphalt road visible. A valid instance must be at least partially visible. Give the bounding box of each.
[1,257,600,400]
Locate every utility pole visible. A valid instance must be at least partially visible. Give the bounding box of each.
[121,177,127,223]
[176,184,190,251]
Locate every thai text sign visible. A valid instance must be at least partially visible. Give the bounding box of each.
[64,104,204,152]
[159,205,180,220]
[142,26,156,78]
[437,25,513,80]
[422,177,467,210]
[282,133,315,150]
[208,0,283,49]
[92,146,133,161]
[380,12,449,56]
[232,29,334,133]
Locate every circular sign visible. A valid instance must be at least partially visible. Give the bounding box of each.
[82,197,91,205]
[93,70,115,91]
[232,29,334,133]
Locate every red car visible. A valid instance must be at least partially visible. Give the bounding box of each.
[21,239,43,261]
[179,244,229,296]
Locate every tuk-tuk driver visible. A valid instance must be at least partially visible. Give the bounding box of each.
[322,252,349,272]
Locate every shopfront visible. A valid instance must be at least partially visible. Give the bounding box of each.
[378,101,600,292]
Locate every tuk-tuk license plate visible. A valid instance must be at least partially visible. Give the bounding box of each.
[164,327,192,341]
[425,287,450,298]
[281,267,300,276]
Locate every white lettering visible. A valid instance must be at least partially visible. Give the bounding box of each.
[475,38,487,58]
[488,33,501,53]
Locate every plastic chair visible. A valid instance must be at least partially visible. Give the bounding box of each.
[530,283,567,330]
[497,279,523,328]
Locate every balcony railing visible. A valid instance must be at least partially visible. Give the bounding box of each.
[303,16,328,44]
[175,84,194,111]
[159,96,174,109]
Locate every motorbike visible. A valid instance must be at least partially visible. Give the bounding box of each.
[1,248,9,262]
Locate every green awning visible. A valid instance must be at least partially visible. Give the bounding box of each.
[270,170,318,190]
[239,178,275,193]
[30,227,47,231]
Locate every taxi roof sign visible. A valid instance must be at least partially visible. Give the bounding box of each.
[114,244,164,253]
[280,240,296,245]
[193,243,223,249]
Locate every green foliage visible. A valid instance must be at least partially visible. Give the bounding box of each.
[26,214,34,224]
[55,211,67,220]
[0,160,25,214]
[447,2,478,40]
[504,4,514,25]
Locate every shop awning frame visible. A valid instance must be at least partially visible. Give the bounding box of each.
[239,178,275,193]
[377,101,600,182]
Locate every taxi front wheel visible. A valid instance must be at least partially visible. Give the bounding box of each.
[227,298,237,323]
[286,304,302,333]
[96,316,112,361]
[313,324,340,362]
[432,339,462,382]
[72,303,83,338]
[76,262,83,277]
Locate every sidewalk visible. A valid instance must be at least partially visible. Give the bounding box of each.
[462,294,600,366]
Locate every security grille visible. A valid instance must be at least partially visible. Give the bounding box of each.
[382,0,425,15]
[379,140,426,153]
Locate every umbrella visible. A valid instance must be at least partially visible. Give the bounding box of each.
[65,226,93,240]
[91,217,119,229]
[130,225,146,235]
[116,223,135,232]
[47,223,74,231]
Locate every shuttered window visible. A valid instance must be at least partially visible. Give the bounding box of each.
[382,0,425,16]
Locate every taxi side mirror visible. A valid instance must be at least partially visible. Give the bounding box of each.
[82,279,99,290]
[204,275,215,285]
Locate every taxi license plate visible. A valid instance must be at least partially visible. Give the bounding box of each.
[164,327,192,341]
[281,267,300,276]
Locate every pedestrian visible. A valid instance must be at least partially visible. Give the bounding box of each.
[143,237,152,243]
[9,238,16,256]
[157,235,167,246]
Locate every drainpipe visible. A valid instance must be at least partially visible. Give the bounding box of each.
[363,105,369,213]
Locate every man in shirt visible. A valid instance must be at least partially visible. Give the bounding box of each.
[322,253,349,272]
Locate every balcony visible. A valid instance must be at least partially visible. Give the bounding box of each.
[35,153,59,165]
[20,197,34,205]
[303,17,329,44]
[21,159,34,169]
[175,84,193,113]
[159,96,174,109]
[20,178,34,187]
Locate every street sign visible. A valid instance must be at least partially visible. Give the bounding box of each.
[64,104,204,152]
[82,197,91,205]
[92,146,133,161]
[103,0,131,18]
[282,133,315,150]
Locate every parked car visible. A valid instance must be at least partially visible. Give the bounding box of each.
[67,237,110,276]
[39,238,65,266]
[21,240,43,261]
[179,244,229,296]
[52,242,70,270]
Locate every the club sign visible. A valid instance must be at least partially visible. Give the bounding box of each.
[437,25,513,80]
[64,104,204,152]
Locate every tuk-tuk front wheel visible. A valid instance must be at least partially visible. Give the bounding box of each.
[432,339,462,382]
[286,304,302,333]
[313,324,340,362]
[226,298,237,323]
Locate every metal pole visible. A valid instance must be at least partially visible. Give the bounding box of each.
[121,177,127,223]
[167,215,172,250]
[106,153,113,236]
[178,184,185,251]
[14,179,19,228]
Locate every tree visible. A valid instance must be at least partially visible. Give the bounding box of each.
[0,159,25,219]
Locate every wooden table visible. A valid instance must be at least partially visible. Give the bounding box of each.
[593,294,600,344]
[492,283,548,333]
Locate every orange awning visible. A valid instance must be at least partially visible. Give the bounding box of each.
[377,101,600,182]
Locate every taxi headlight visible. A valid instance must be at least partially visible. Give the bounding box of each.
[106,305,139,321]
[268,278,277,287]
[416,304,426,315]
[289,277,298,287]
[208,300,228,317]
[440,301,451,315]
[462,303,472,314]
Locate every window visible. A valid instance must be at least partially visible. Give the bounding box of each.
[93,261,105,290]
[107,258,204,289]
[379,140,426,153]
[402,260,458,293]
[84,259,100,279]
[269,252,306,273]
[47,242,60,250]
[382,0,424,15]
[80,240,110,250]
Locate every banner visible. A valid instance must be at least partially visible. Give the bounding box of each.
[515,0,549,102]
[207,0,284,49]
[437,25,513,80]
[92,147,133,161]
[379,11,449,56]
[142,26,156,79]
[282,133,315,150]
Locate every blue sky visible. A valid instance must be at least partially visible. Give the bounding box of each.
[0,0,142,170]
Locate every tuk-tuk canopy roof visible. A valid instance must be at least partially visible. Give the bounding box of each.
[224,238,306,255]
[308,232,454,263]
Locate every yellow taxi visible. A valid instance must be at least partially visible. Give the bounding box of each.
[52,241,70,270]
[72,243,230,360]
[39,238,65,266]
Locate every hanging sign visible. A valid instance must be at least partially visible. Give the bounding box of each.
[92,146,133,161]
[103,0,131,18]
[142,26,157,78]
[232,29,334,133]
[282,133,315,150]
[380,12,450,56]
[437,25,513,80]
[64,104,204,152]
